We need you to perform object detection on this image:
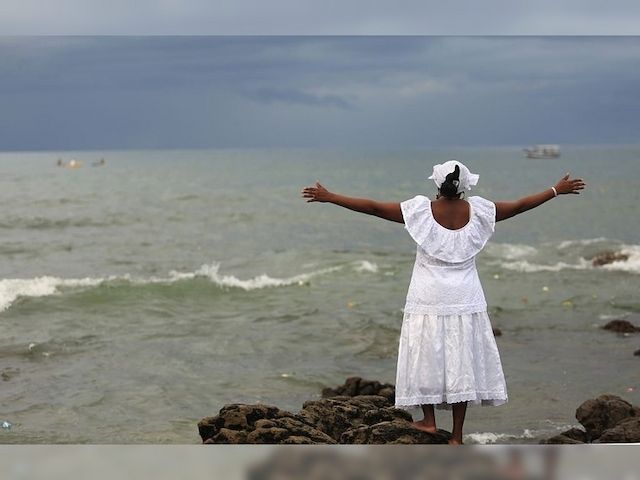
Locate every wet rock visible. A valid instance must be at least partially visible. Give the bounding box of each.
[199,379,461,444]
[198,403,335,444]
[322,376,395,403]
[1,368,19,382]
[634,349,640,356]
[595,417,640,443]
[341,419,451,444]
[245,417,336,444]
[299,395,412,442]
[575,395,640,440]
[492,328,502,337]
[601,319,640,333]
[539,427,588,444]
[591,251,629,267]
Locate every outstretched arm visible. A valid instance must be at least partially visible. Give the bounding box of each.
[301,182,404,224]
[495,173,586,222]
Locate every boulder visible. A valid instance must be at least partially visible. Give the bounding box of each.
[595,417,640,443]
[591,251,629,267]
[341,419,451,444]
[322,376,395,403]
[198,403,335,444]
[298,395,412,442]
[601,319,640,333]
[575,394,640,439]
[539,427,587,444]
[634,349,640,356]
[245,417,336,444]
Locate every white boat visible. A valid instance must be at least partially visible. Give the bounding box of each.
[523,144,560,159]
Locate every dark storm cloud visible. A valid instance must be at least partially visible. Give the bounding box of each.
[0,37,639,150]
[248,88,354,110]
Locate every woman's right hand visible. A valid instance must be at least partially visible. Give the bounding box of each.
[301,182,333,203]
[554,173,586,195]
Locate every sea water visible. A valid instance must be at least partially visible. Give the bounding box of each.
[1,145,639,443]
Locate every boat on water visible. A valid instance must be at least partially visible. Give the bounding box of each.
[56,158,83,168]
[523,144,560,159]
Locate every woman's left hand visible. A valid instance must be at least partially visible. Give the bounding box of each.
[554,173,586,195]
[301,182,332,203]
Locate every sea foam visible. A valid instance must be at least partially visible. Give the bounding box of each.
[491,240,640,274]
[0,261,378,312]
[0,276,107,312]
[497,259,593,273]
[465,429,536,444]
[353,260,379,273]
[487,243,538,260]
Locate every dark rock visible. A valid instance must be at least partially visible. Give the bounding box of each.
[595,417,640,443]
[203,427,247,444]
[591,251,629,267]
[575,394,640,439]
[601,319,640,333]
[634,349,640,356]
[299,395,412,442]
[198,403,335,444]
[539,427,588,444]
[245,417,336,444]
[322,376,395,403]
[492,328,502,337]
[539,435,584,444]
[341,419,451,444]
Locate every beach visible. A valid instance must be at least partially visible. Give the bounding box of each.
[1,145,639,444]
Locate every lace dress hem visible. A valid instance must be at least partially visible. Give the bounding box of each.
[395,391,508,411]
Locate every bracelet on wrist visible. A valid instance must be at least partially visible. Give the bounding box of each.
[551,186,558,197]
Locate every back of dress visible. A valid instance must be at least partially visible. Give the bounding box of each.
[395,194,508,412]
[400,195,496,316]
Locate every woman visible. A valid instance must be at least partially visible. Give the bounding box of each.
[301,160,585,445]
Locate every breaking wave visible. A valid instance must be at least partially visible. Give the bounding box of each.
[488,240,640,274]
[465,429,537,444]
[0,260,380,312]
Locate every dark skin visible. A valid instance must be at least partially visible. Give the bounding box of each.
[301,172,586,445]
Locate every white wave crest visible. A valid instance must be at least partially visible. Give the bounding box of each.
[497,259,592,273]
[353,260,379,273]
[166,263,344,290]
[496,244,640,274]
[0,276,107,312]
[465,429,536,444]
[0,263,345,312]
[487,243,538,260]
[556,237,613,249]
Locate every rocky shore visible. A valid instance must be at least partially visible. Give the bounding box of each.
[540,394,640,444]
[198,377,451,444]
[198,377,640,444]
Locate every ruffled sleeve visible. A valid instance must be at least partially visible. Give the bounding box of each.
[400,195,431,245]
[400,195,497,262]
[467,196,496,235]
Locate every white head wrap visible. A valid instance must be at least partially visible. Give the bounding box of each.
[428,160,479,192]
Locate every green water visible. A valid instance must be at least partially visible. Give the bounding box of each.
[1,146,639,443]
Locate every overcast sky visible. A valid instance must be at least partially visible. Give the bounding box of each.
[1,1,640,35]
[1,36,639,150]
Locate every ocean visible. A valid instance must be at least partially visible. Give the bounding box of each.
[1,145,639,444]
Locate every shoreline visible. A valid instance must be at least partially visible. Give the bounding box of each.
[198,377,640,445]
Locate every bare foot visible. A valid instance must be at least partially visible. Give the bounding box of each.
[448,438,464,445]
[411,421,437,433]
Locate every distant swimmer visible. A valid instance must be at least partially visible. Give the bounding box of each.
[92,158,106,167]
[57,158,63,166]
[66,159,82,168]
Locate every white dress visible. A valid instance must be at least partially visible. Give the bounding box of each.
[394,195,508,412]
